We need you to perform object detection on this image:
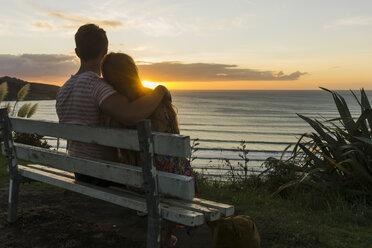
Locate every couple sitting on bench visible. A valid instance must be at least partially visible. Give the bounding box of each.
[56,22,194,247]
[56,24,194,188]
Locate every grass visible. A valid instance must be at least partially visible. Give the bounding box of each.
[1,155,372,247]
[197,177,372,248]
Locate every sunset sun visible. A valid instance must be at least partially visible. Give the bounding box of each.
[141,81,164,89]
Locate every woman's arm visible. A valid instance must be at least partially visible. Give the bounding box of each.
[100,85,169,126]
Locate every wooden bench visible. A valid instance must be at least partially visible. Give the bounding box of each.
[0,108,234,247]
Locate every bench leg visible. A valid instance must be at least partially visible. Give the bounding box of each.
[137,120,162,248]
[0,108,21,223]
[8,178,20,222]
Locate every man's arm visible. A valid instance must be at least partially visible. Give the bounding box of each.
[100,86,168,126]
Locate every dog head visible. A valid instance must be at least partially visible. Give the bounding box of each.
[207,215,260,248]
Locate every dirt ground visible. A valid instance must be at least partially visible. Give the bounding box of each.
[0,184,213,248]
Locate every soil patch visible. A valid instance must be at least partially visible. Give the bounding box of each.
[0,184,212,248]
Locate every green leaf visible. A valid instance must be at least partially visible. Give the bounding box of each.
[299,144,328,169]
[350,89,361,107]
[297,114,337,146]
[319,87,332,93]
[354,136,372,145]
[332,92,357,134]
[280,144,291,161]
[360,89,372,132]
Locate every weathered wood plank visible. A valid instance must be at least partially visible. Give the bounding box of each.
[7,143,195,200]
[18,165,204,226]
[0,108,21,222]
[26,164,75,179]
[137,120,161,248]
[191,198,235,217]
[161,198,220,221]
[10,118,191,157]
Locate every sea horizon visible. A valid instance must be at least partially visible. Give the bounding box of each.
[12,89,368,177]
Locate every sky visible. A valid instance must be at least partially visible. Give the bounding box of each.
[0,0,371,90]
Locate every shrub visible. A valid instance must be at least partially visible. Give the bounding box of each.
[262,88,372,201]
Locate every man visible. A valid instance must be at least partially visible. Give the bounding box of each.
[56,24,168,184]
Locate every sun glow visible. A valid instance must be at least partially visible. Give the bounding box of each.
[141,81,165,89]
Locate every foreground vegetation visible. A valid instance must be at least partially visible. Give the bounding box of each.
[0,154,371,247]
[0,88,371,247]
[197,175,372,248]
[194,89,372,247]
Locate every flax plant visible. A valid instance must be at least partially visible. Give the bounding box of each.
[264,88,372,200]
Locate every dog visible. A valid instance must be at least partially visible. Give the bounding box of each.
[208,215,261,248]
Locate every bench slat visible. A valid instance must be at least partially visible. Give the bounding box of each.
[5,143,195,200]
[161,198,220,221]
[191,198,234,217]
[24,164,222,223]
[18,165,204,226]
[26,164,75,179]
[10,118,191,157]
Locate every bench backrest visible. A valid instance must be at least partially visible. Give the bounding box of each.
[4,116,195,200]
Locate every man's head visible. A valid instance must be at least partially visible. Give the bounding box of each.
[75,24,108,61]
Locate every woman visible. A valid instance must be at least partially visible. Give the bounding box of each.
[101,52,194,179]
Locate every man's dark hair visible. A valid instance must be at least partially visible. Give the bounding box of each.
[75,24,108,61]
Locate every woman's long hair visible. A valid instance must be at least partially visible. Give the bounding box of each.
[102,52,179,134]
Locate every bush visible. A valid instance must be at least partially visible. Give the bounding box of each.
[262,88,372,201]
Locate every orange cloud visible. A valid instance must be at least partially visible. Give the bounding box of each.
[138,62,307,81]
[34,12,126,30]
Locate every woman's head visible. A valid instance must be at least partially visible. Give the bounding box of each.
[102,52,144,100]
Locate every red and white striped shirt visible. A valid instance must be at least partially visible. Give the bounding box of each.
[56,71,116,159]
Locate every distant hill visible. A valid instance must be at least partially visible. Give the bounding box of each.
[0,76,60,100]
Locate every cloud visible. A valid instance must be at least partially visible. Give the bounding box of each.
[33,21,54,30]
[0,54,306,82]
[33,12,126,30]
[46,12,123,28]
[138,62,307,81]
[0,54,78,78]
[324,16,372,29]
[34,12,180,37]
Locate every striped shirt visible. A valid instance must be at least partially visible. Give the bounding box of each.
[56,71,116,159]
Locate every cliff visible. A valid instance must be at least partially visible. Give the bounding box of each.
[0,76,60,100]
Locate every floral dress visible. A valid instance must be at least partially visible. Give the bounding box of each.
[154,155,193,176]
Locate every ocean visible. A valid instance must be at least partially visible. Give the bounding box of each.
[18,90,366,177]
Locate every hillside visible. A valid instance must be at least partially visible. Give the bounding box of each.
[0,76,60,100]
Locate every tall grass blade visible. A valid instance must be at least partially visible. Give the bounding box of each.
[26,103,38,118]
[17,103,31,117]
[17,84,30,101]
[0,82,8,103]
[280,144,291,161]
